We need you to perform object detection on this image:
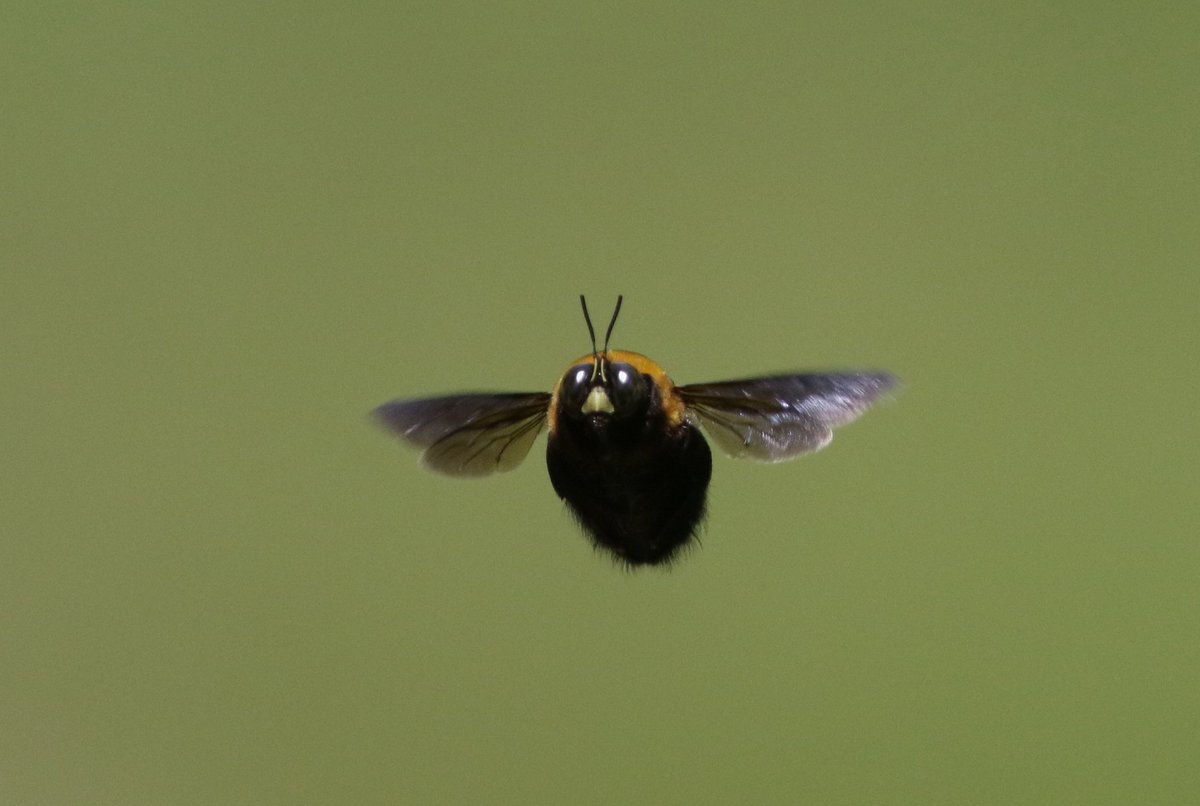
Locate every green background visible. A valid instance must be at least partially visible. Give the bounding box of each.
[4,3,1196,804]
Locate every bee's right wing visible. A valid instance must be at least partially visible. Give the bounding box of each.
[373,392,552,477]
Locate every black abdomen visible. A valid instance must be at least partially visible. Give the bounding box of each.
[546,421,713,566]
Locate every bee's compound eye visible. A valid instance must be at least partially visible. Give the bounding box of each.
[562,365,593,407]
[610,363,635,390]
[606,362,646,413]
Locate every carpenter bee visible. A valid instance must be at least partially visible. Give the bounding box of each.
[375,296,894,566]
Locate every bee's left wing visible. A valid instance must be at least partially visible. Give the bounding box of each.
[678,372,895,462]
[374,392,552,477]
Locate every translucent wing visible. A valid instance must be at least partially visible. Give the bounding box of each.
[373,392,551,477]
[678,372,895,462]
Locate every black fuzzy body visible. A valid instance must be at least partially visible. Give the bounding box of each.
[546,394,712,566]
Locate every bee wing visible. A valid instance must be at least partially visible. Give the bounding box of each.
[374,392,551,477]
[678,372,895,462]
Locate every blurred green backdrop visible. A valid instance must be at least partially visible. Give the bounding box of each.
[3,3,1197,804]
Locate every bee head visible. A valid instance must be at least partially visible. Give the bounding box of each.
[557,357,653,425]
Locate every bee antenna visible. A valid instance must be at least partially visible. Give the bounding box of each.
[602,295,623,354]
[579,295,598,360]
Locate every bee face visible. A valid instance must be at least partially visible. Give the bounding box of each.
[374,295,896,567]
[548,351,683,436]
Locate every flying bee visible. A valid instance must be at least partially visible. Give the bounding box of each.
[375,296,895,566]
